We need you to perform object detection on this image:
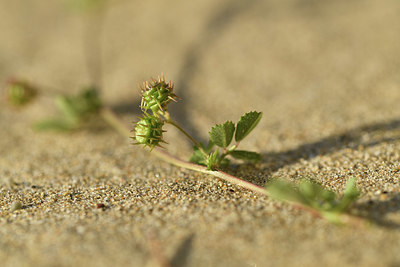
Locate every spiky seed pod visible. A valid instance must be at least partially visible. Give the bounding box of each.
[133,115,166,150]
[140,76,178,115]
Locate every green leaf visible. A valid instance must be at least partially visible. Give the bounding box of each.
[299,180,336,203]
[235,111,262,142]
[266,180,309,205]
[189,141,215,166]
[204,141,215,153]
[229,150,261,163]
[55,96,80,122]
[209,121,235,148]
[333,178,359,212]
[343,178,360,199]
[79,88,102,114]
[298,181,319,200]
[35,88,102,132]
[33,119,78,131]
[298,180,336,210]
[266,178,360,224]
[55,88,102,120]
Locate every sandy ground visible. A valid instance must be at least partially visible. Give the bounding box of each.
[1,0,400,266]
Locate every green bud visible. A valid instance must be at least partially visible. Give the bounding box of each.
[140,75,178,115]
[133,115,166,150]
[6,79,37,107]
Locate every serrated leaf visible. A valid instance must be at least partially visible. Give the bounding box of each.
[235,111,262,142]
[209,121,235,148]
[229,150,261,163]
[266,180,309,205]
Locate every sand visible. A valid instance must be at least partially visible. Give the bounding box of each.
[1,0,400,266]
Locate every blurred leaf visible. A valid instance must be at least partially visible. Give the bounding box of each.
[56,96,80,122]
[266,180,309,205]
[57,88,102,120]
[33,119,78,131]
[298,181,336,210]
[35,87,102,131]
[266,178,360,224]
[333,178,360,212]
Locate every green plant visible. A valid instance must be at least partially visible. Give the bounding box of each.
[17,73,362,225]
[128,76,360,224]
[5,0,363,225]
[34,87,102,131]
[266,178,360,223]
[132,76,262,170]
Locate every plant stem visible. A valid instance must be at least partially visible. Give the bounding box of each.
[100,106,366,226]
[100,107,131,137]
[164,117,208,158]
[100,107,263,193]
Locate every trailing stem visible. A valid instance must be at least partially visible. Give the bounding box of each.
[100,106,367,227]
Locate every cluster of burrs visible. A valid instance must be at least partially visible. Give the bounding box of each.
[132,76,178,150]
[140,76,178,115]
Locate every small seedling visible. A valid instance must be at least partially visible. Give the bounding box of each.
[34,87,102,131]
[266,178,360,223]
[131,75,263,170]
